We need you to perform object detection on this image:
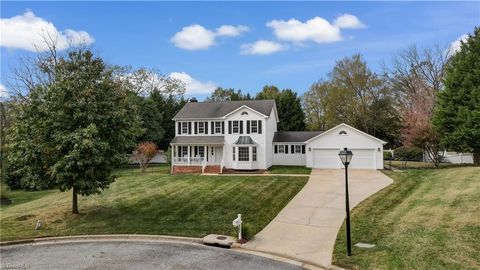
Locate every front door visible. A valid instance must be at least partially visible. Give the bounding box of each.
[210,146,222,164]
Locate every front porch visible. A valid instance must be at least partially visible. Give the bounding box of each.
[172,145,224,174]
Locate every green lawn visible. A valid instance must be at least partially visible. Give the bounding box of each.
[268,165,312,175]
[333,167,480,270]
[385,160,464,169]
[0,165,307,241]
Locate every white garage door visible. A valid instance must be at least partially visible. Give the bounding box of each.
[312,148,376,169]
[349,149,375,169]
[312,149,341,169]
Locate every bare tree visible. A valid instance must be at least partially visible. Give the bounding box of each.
[386,45,451,166]
[117,67,185,96]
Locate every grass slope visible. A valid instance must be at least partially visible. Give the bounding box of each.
[333,167,480,270]
[268,165,312,175]
[0,166,307,241]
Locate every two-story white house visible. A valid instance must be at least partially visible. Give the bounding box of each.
[170,99,386,174]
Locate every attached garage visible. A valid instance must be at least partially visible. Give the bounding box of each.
[306,124,386,170]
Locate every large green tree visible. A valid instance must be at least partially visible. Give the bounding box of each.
[256,85,305,131]
[206,87,252,101]
[434,28,480,165]
[7,49,141,213]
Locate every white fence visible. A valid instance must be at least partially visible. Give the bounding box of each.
[129,151,167,164]
[424,151,473,164]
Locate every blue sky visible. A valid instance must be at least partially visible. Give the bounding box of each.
[1,1,479,99]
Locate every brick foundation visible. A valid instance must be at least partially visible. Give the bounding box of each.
[203,165,222,174]
[172,165,202,174]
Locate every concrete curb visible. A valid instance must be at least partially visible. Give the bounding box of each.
[0,234,202,247]
[238,246,329,270]
[202,173,309,177]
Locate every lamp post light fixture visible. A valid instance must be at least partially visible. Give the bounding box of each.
[338,147,353,256]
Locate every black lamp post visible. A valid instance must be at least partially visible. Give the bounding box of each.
[338,147,353,256]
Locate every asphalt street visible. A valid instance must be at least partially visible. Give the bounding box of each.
[0,241,305,270]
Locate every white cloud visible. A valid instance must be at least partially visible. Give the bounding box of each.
[0,11,94,52]
[0,84,10,100]
[168,72,217,95]
[334,14,366,29]
[171,24,249,50]
[266,14,364,44]
[241,40,286,55]
[449,34,468,54]
[216,25,249,37]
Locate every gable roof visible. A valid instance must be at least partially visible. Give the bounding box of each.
[305,123,388,144]
[273,131,323,142]
[173,100,276,120]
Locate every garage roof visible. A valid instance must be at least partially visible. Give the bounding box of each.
[273,131,323,142]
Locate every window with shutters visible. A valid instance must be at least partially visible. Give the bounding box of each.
[239,147,249,161]
[294,145,302,154]
[182,122,188,134]
[232,121,239,133]
[215,122,222,133]
[198,122,205,134]
[278,145,285,154]
[181,146,188,157]
[251,120,258,133]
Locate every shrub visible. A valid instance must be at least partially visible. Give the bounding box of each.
[133,142,158,172]
[0,182,10,200]
[394,146,424,161]
[383,151,393,160]
[241,222,255,241]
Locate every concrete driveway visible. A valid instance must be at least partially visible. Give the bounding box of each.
[1,241,304,270]
[243,169,393,268]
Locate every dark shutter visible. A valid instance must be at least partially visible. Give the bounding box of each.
[194,122,198,134]
[302,145,306,154]
[247,121,250,134]
[285,145,289,154]
[188,122,192,134]
[258,120,262,134]
[205,121,208,134]
[274,145,278,154]
[194,146,198,156]
[228,121,232,134]
[222,121,225,134]
[211,122,215,134]
[240,121,243,134]
[291,145,295,154]
[177,122,181,135]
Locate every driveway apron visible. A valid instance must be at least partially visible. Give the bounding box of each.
[243,169,393,268]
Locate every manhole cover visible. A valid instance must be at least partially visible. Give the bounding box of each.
[216,236,227,240]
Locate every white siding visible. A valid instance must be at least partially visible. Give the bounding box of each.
[306,124,384,170]
[265,108,277,168]
[223,107,269,170]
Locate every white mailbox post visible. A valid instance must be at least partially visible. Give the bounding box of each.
[232,214,242,240]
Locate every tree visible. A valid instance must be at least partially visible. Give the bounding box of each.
[434,28,480,165]
[303,80,334,131]
[387,45,451,166]
[256,85,280,100]
[277,89,306,131]
[303,54,401,147]
[7,48,141,214]
[206,87,251,101]
[133,142,158,172]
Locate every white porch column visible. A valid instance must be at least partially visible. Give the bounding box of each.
[187,145,191,165]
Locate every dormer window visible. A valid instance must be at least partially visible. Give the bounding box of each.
[241,111,248,116]
[339,130,347,135]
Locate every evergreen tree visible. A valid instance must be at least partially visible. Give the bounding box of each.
[433,28,480,165]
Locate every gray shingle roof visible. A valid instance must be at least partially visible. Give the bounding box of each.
[173,100,276,119]
[273,131,323,142]
[171,136,224,144]
[234,136,257,145]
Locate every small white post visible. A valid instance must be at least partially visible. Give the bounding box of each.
[232,214,242,240]
[238,214,242,240]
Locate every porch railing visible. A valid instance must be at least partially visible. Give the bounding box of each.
[172,157,204,165]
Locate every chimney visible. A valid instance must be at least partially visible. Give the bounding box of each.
[189,97,198,103]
